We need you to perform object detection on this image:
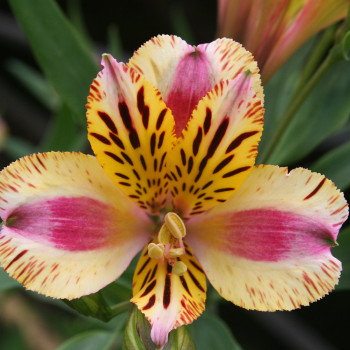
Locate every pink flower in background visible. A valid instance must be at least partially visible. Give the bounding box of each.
[217,0,350,81]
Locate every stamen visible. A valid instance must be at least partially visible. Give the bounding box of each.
[158,224,171,245]
[172,261,187,276]
[168,247,185,258]
[164,212,186,239]
[148,243,165,259]
[149,212,187,263]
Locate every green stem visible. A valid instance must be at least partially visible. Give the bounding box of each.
[294,25,337,98]
[260,51,340,164]
[109,301,133,318]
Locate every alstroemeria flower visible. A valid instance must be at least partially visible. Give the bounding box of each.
[0,35,348,348]
[217,0,350,81]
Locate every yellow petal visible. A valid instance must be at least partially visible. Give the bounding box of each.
[168,73,264,218]
[87,54,176,214]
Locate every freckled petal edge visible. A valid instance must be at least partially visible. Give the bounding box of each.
[0,152,151,299]
[187,165,348,311]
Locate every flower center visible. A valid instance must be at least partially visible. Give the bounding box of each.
[147,212,187,276]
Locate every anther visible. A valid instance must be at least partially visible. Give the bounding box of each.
[168,247,185,258]
[147,243,165,259]
[172,261,187,276]
[164,212,186,239]
[158,224,171,245]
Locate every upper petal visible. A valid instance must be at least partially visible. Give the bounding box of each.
[187,165,348,311]
[197,38,263,102]
[0,152,151,299]
[168,73,264,219]
[87,54,176,214]
[128,35,263,135]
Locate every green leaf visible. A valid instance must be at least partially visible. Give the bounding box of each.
[64,293,113,322]
[333,226,350,290]
[263,58,350,165]
[341,31,350,60]
[66,0,94,53]
[64,281,132,322]
[57,316,129,350]
[39,104,85,152]
[6,59,59,110]
[311,139,350,191]
[122,306,149,350]
[2,136,36,159]
[164,326,195,350]
[188,312,242,350]
[257,38,315,161]
[100,281,132,307]
[58,330,115,350]
[107,24,124,61]
[0,267,21,290]
[258,31,350,165]
[9,0,97,124]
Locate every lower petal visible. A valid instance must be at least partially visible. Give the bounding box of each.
[131,243,206,348]
[0,152,151,299]
[187,165,348,311]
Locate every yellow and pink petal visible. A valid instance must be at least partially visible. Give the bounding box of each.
[131,243,206,348]
[187,165,348,311]
[168,73,264,219]
[0,152,151,299]
[128,35,262,135]
[87,55,176,215]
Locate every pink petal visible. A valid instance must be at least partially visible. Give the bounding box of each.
[164,48,213,136]
[7,196,120,251]
[128,35,263,135]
